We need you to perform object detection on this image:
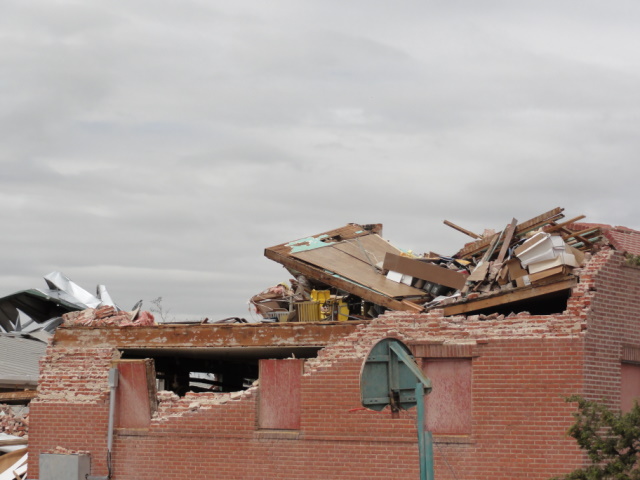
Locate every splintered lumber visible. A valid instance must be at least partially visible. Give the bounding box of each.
[496,218,518,264]
[455,207,565,259]
[443,220,481,239]
[461,232,503,294]
[442,278,577,316]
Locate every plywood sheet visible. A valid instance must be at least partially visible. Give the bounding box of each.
[331,234,402,266]
[293,243,424,298]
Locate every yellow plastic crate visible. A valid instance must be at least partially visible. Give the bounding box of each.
[297,301,322,322]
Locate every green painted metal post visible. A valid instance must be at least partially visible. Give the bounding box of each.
[424,430,434,480]
[416,383,434,480]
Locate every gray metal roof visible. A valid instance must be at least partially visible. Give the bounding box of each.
[0,333,49,387]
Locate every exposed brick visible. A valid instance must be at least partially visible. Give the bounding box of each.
[27,232,640,479]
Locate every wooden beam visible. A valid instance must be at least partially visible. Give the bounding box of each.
[264,249,426,312]
[0,391,37,402]
[544,215,586,233]
[564,227,600,240]
[442,278,577,316]
[443,220,481,239]
[496,218,518,264]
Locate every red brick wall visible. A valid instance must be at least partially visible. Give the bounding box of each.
[28,319,587,479]
[33,241,640,479]
[583,249,640,407]
[29,346,117,479]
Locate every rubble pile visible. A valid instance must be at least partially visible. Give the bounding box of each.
[63,306,156,327]
[431,214,598,302]
[255,207,605,322]
[0,405,28,437]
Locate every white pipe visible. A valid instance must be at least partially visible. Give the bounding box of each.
[87,368,118,480]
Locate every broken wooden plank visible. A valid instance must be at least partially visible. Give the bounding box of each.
[466,262,489,282]
[544,215,586,233]
[0,449,28,479]
[443,220,481,239]
[461,231,503,294]
[401,300,426,313]
[564,227,601,241]
[442,278,577,316]
[496,218,518,264]
[382,253,466,290]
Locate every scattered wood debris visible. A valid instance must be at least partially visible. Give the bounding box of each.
[258,207,606,322]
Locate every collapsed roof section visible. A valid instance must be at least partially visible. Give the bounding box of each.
[263,207,617,320]
[264,223,429,314]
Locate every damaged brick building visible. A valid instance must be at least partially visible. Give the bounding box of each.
[26,209,640,480]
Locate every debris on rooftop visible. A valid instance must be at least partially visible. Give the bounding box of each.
[259,207,607,321]
[0,271,123,334]
[62,305,155,327]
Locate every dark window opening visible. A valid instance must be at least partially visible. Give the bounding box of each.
[457,289,571,318]
[120,347,320,397]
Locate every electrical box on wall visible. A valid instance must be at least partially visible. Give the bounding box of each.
[39,453,91,480]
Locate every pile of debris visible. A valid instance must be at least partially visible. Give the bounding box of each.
[253,207,604,322]
[0,406,28,438]
[0,271,126,335]
[447,208,597,294]
[0,406,28,480]
[63,305,155,327]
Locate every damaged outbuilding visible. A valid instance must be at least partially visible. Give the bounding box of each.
[25,210,640,480]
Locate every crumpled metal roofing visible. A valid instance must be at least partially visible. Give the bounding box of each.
[0,271,119,333]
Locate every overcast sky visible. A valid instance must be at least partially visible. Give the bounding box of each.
[2,0,639,321]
